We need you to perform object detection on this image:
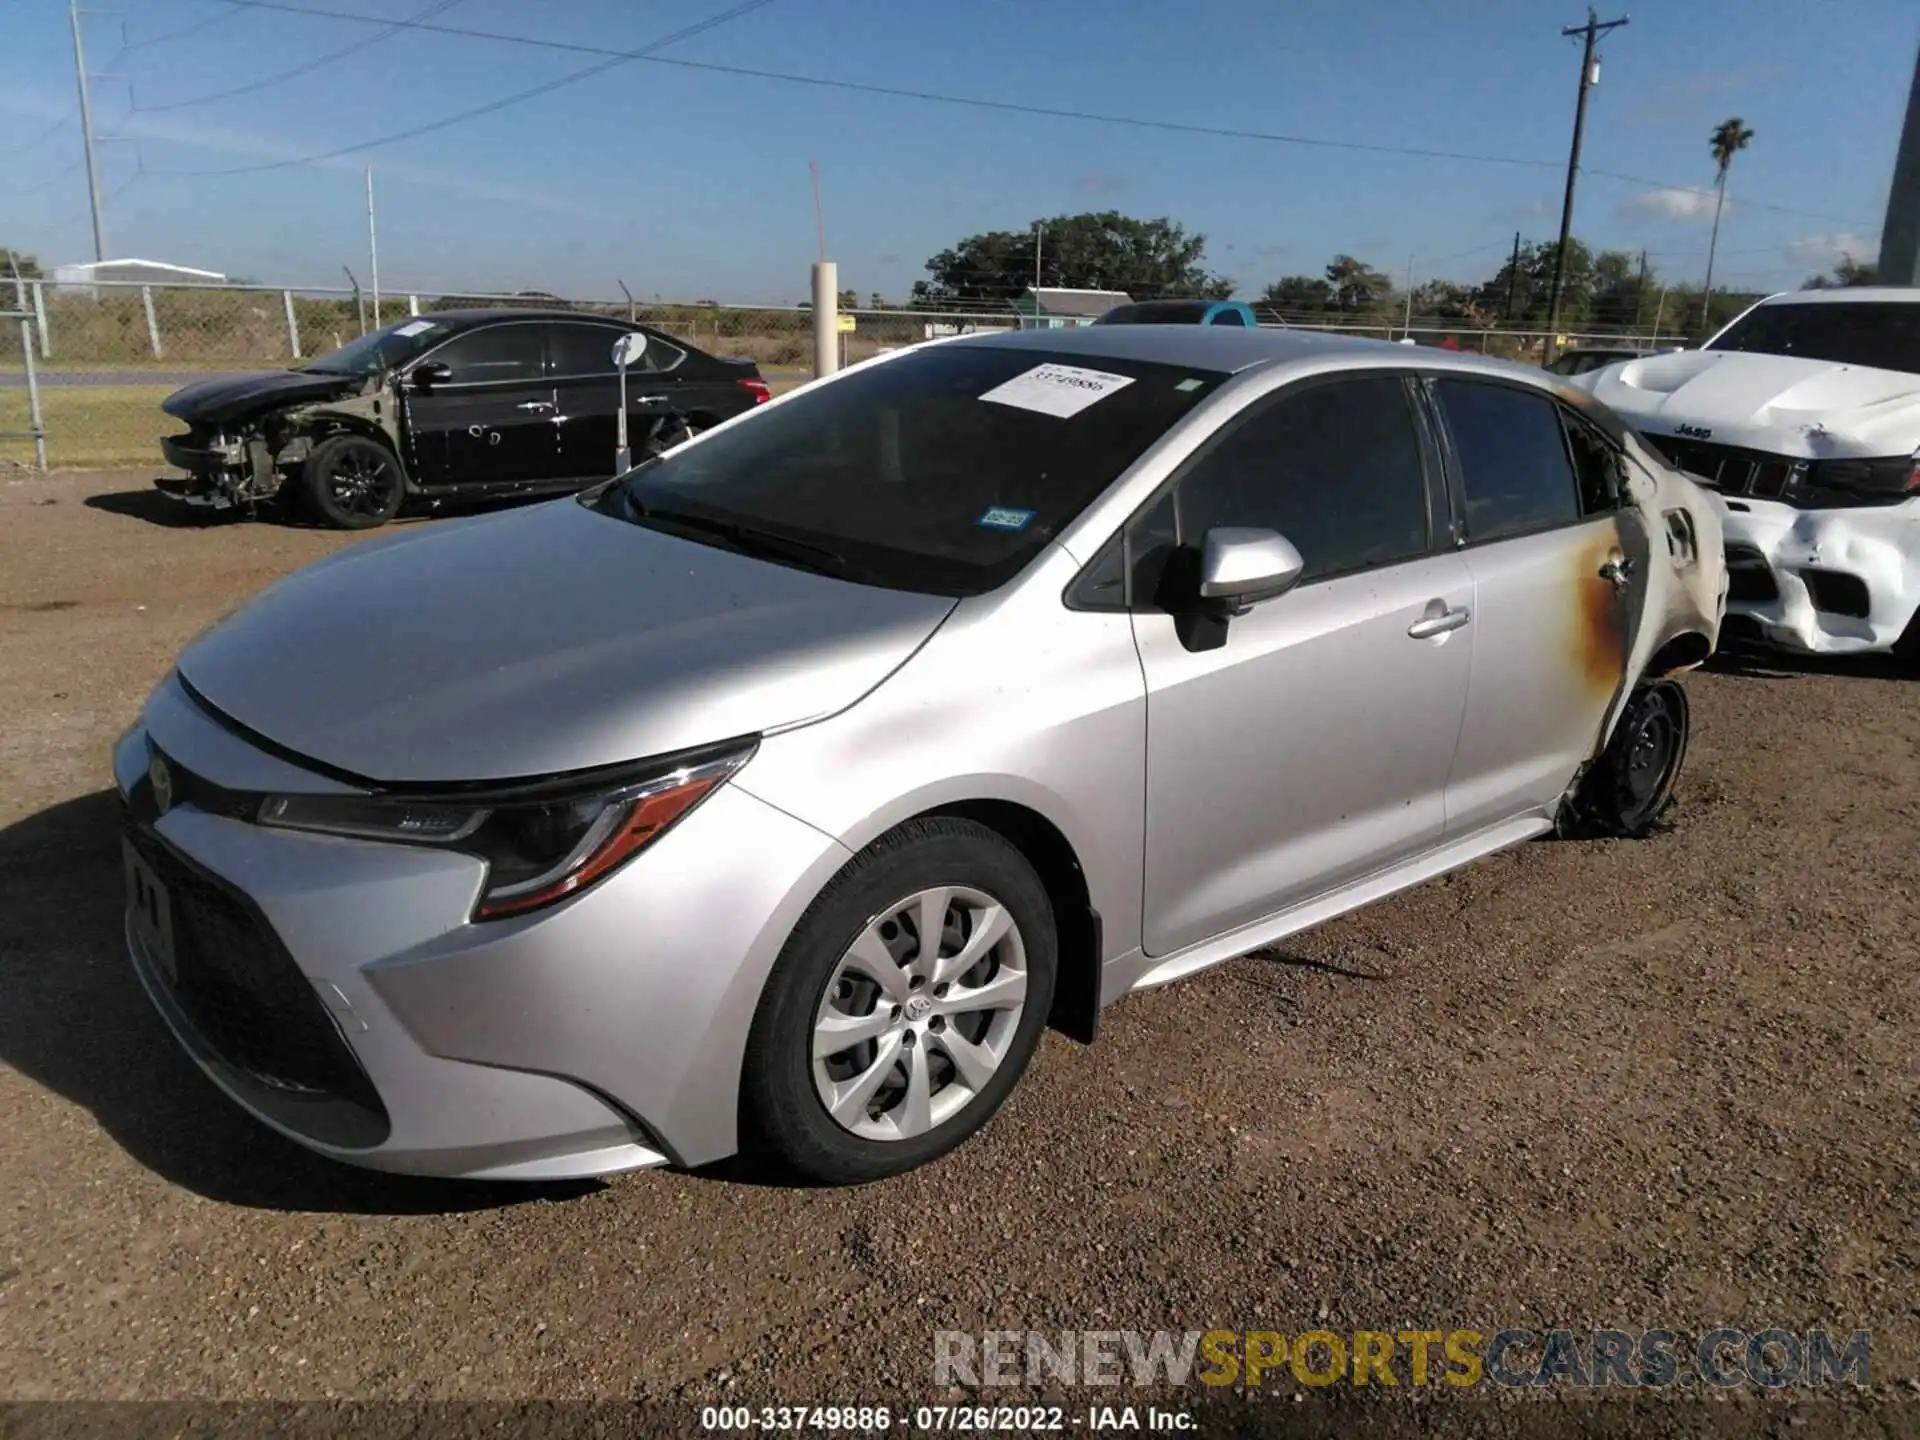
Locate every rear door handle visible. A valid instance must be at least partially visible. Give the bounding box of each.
[635,394,671,407]
[516,400,554,412]
[1407,604,1472,639]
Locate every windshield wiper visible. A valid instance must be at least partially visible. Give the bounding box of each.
[633,503,855,578]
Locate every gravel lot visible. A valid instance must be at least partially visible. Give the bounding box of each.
[1,468,1915,1435]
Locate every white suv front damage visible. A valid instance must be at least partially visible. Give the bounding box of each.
[1575,288,1920,658]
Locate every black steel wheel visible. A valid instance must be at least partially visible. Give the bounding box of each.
[302,434,405,530]
[1566,679,1691,838]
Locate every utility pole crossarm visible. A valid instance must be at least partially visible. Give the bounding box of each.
[1544,8,1630,358]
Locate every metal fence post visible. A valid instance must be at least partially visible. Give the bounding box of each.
[31,281,50,359]
[408,294,419,317]
[282,289,302,358]
[141,284,163,358]
[10,312,49,471]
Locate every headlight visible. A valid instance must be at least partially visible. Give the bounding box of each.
[1803,453,1920,502]
[257,740,755,920]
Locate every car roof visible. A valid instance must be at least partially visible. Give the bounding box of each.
[1750,287,1920,308]
[949,323,1632,444]
[413,307,633,329]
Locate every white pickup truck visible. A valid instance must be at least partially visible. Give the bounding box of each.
[1572,287,1920,660]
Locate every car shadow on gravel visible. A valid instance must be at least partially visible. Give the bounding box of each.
[84,487,259,529]
[0,789,603,1215]
[1703,647,1915,683]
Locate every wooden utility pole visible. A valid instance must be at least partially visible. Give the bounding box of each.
[1544,8,1629,358]
[1504,231,1522,321]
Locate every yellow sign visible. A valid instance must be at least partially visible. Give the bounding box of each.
[836,314,857,332]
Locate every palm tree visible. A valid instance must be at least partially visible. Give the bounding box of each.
[1699,116,1754,334]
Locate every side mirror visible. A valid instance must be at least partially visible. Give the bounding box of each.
[611,331,650,371]
[411,361,452,389]
[1198,527,1305,614]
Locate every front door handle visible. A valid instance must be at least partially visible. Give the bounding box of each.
[1407,603,1472,639]
[516,400,555,412]
[635,394,670,407]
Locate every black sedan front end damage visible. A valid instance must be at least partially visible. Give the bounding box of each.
[157,369,381,513]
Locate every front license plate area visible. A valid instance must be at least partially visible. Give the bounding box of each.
[123,836,178,987]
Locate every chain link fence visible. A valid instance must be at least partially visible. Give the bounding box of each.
[0,277,1669,472]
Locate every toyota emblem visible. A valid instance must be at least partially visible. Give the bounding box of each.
[148,752,174,816]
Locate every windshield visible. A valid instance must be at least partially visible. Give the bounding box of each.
[305,317,451,376]
[597,344,1228,596]
[1706,301,1920,376]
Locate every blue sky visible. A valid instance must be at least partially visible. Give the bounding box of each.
[2,0,1915,304]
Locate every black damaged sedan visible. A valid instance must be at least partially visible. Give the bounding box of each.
[158,308,772,529]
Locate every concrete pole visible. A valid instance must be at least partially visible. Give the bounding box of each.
[69,0,108,263]
[812,260,838,379]
[1878,40,1920,285]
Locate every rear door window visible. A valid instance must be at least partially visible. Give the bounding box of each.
[1432,379,1582,541]
[546,323,622,379]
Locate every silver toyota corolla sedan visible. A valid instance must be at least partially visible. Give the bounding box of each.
[115,326,1728,1185]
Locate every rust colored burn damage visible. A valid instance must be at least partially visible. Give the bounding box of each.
[1575,524,1629,696]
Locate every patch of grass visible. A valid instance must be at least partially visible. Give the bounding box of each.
[0,385,174,470]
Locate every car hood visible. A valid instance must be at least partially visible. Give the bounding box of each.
[161,369,369,425]
[1581,349,1920,458]
[175,499,957,783]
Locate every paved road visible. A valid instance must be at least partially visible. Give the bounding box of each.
[0,370,228,389]
[3,366,818,390]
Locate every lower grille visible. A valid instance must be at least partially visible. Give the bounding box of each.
[124,819,390,1141]
[1803,569,1870,618]
[1723,543,1779,604]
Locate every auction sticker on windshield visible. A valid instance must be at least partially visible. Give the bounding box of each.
[394,320,438,337]
[979,363,1136,419]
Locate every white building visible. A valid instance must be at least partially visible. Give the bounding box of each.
[50,258,228,295]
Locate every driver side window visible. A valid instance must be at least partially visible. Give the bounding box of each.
[1171,376,1431,585]
[426,323,546,384]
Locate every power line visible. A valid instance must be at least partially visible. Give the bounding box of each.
[132,0,463,113]
[1586,168,1869,226]
[165,0,1881,229]
[3,116,70,161]
[166,0,1571,172]
[115,2,244,52]
[0,158,84,197]
[147,0,779,176]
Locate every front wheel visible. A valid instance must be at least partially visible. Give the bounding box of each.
[741,818,1057,1184]
[302,434,405,530]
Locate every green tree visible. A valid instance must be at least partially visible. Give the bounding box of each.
[837,288,858,311]
[1802,256,1878,289]
[1260,275,1334,313]
[1589,249,1657,331]
[1,246,44,281]
[1325,254,1392,313]
[1700,117,1755,331]
[1480,239,1596,325]
[912,211,1232,307]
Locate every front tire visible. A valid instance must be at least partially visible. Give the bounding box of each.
[302,434,405,530]
[742,818,1057,1184]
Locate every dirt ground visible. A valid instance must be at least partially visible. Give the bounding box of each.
[1,468,1915,1436]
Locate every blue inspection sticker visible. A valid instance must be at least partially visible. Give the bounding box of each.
[977,506,1037,532]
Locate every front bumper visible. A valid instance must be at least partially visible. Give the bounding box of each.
[1718,496,1920,655]
[113,677,850,1179]
[160,432,242,477]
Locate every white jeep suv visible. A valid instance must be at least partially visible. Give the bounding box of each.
[1575,287,1920,659]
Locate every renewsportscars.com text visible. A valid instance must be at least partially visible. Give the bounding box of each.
[933,1327,1871,1389]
